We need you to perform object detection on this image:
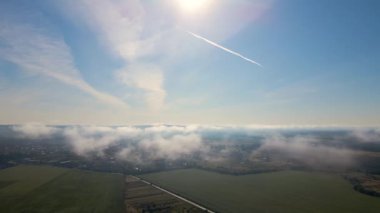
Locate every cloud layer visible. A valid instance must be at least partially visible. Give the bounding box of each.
[11,124,380,170]
[251,135,356,169]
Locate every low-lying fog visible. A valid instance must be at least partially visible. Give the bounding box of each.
[5,124,379,172]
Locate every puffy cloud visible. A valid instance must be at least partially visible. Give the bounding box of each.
[11,123,58,139]
[139,133,202,160]
[12,124,204,160]
[350,128,380,143]
[251,135,355,169]
[63,126,121,156]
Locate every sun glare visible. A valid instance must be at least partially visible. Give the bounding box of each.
[176,0,213,13]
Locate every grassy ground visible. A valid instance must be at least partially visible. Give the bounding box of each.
[140,169,380,213]
[0,165,124,213]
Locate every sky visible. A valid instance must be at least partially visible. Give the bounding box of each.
[0,0,379,126]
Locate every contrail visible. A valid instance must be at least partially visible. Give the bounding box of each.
[187,31,263,67]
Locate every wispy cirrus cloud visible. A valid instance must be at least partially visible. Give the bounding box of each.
[60,0,167,110]
[0,21,127,107]
[117,64,166,111]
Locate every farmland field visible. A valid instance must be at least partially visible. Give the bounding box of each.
[140,169,380,213]
[125,175,204,212]
[0,165,124,213]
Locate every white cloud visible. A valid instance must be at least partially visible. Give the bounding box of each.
[350,128,380,143]
[63,126,120,156]
[66,0,153,61]
[61,0,167,110]
[251,135,355,168]
[117,64,166,110]
[11,124,205,160]
[139,133,202,160]
[0,21,127,107]
[13,124,375,168]
[11,123,58,139]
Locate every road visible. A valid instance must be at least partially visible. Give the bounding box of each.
[134,176,215,213]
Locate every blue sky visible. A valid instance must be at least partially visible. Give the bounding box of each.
[0,0,379,126]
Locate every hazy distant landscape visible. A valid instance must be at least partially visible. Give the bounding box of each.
[1,124,380,212]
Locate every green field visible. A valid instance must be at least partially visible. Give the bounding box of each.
[0,165,124,213]
[140,169,380,213]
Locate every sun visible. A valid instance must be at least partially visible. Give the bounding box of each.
[176,0,213,14]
